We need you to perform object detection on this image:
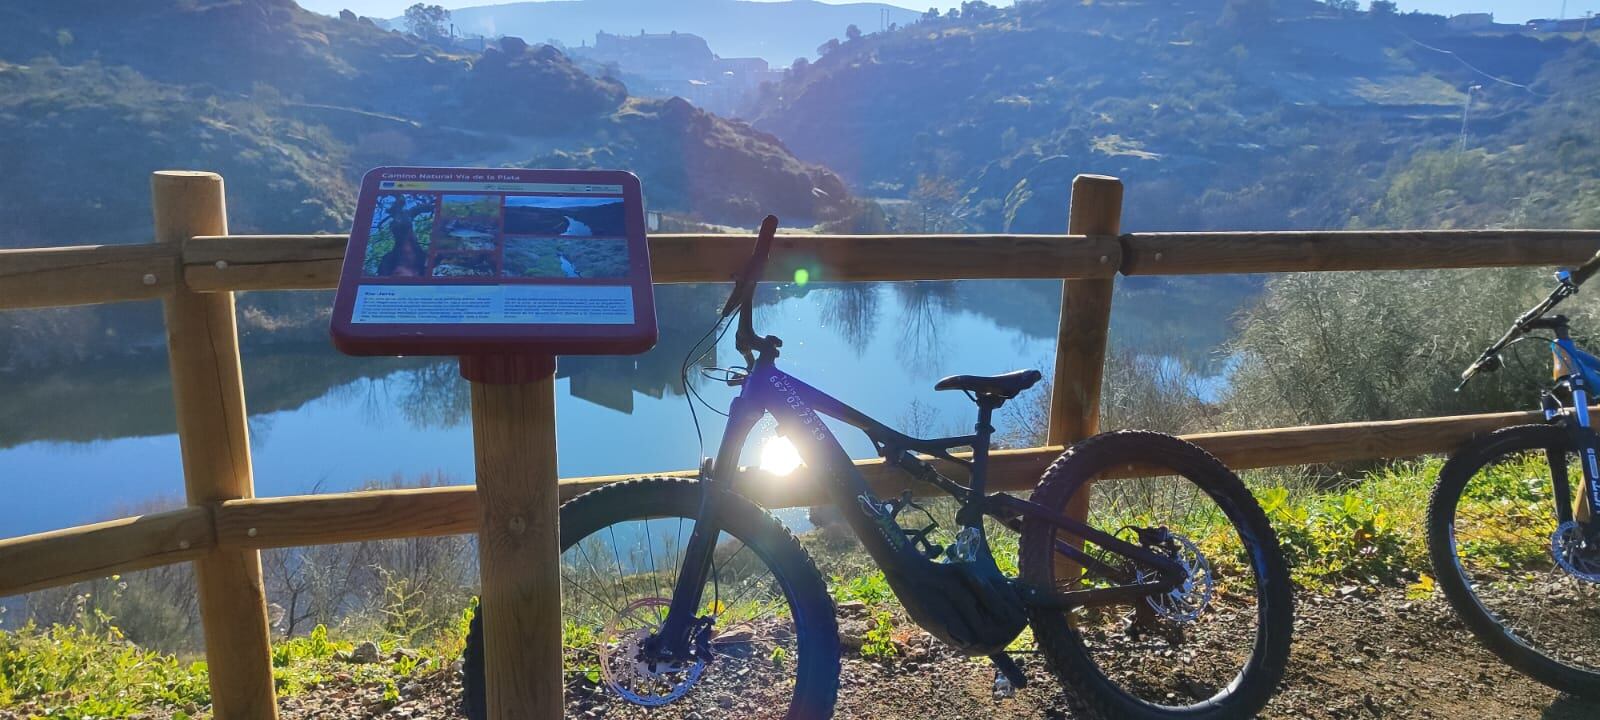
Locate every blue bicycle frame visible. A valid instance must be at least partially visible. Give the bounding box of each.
[1548,330,1600,527]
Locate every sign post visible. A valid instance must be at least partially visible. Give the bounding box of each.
[464,355,562,719]
[330,167,657,719]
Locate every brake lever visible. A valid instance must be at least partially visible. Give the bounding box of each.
[1456,353,1502,392]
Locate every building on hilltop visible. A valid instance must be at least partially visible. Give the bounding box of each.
[1526,17,1595,33]
[571,30,780,116]
[1446,13,1494,31]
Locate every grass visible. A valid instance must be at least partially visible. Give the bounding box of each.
[0,457,1569,717]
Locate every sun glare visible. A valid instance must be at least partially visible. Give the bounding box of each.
[758,435,804,476]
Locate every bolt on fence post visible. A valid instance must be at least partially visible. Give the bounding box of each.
[1048,174,1123,585]
[152,171,279,720]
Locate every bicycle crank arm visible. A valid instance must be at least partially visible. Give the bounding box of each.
[1015,579,1173,610]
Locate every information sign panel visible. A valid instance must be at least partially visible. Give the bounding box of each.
[331,166,657,359]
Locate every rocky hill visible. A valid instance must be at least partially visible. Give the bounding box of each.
[0,0,871,368]
[0,0,864,249]
[747,0,1589,233]
[437,0,922,66]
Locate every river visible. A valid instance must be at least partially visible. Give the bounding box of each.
[0,279,1244,538]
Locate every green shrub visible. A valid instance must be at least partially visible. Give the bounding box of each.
[0,620,209,715]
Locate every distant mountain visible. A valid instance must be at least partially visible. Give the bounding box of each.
[0,0,876,368]
[433,0,922,65]
[748,0,1589,234]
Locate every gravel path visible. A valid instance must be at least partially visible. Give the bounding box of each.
[275,586,1600,719]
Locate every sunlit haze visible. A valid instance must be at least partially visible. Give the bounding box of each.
[296,1,1575,25]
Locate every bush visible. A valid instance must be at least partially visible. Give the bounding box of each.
[1223,267,1597,430]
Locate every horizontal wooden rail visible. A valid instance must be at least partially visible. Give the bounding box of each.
[199,407,1551,553]
[7,230,1600,310]
[0,399,1561,596]
[0,243,177,309]
[180,233,1123,292]
[1121,230,1600,275]
[0,506,213,597]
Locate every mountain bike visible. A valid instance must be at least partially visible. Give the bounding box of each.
[462,216,1294,719]
[1432,250,1600,698]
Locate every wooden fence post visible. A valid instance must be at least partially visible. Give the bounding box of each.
[152,171,278,720]
[469,369,563,720]
[1048,174,1123,583]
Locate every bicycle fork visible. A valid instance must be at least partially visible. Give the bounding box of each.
[651,395,764,661]
[1550,378,1599,535]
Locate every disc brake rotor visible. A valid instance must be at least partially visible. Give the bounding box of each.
[597,597,708,707]
[1551,521,1600,584]
[1135,530,1216,623]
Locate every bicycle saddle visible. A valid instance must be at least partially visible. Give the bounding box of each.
[933,369,1042,399]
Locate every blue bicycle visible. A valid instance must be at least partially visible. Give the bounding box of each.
[462,216,1293,719]
[1432,253,1600,697]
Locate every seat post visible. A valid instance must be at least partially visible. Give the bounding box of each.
[968,398,1000,499]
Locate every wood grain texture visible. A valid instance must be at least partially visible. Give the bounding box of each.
[0,507,213,597]
[0,243,176,309]
[1122,230,1600,275]
[180,233,1122,291]
[182,234,347,292]
[215,485,481,550]
[1048,175,1123,445]
[469,377,563,720]
[153,171,278,720]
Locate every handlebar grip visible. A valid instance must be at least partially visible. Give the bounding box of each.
[720,215,780,317]
[1571,248,1600,287]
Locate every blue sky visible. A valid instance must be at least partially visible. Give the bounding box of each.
[297,1,1582,25]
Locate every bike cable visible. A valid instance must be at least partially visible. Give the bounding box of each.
[680,312,736,463]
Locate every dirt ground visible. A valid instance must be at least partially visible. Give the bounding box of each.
[278,585,1600,719]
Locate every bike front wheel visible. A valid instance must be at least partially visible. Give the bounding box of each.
[462,477,840,719]
[1428,423,1600,697]
[1019,431,1294,720]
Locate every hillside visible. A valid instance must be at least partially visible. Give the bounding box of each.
[0,0,872,370]
[748,0,1588,234]
[0,0,864,246]
[436,0,923,66]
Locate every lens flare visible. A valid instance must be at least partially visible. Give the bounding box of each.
[758,436,803,476]
[793,268,810,286]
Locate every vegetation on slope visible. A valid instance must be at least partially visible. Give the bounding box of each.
[749,0,1584,233]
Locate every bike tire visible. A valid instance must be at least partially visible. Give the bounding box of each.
[1427,423,1600,698]
[463,477,841,719]
[1019,431,1294,720]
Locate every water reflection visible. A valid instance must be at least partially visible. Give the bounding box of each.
[0,278,1247,536]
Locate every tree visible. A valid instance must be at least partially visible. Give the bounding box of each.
[403,3,450,41]
[961,1,998,21]
[923,8,941,21]
[1219,0,1274,29]
[846,24,863,42]
[818,37,841,56]
[1370,0,1398,16]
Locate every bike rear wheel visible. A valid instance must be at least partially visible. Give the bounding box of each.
[1019,431,1293,720]
[463,477,840,719]
[1428,423,1600,697]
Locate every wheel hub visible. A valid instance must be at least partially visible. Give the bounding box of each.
[597,598,708,706]
[1135,529,1215,623]
[1551,521,1600,584]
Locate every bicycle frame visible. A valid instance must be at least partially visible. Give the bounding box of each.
[651,351,1187,654]
[1547,327,1600,529]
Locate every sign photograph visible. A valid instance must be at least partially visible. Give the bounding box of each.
[331,167,657,357]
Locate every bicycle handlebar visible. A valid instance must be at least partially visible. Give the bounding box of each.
[1458,272,1581,390]
[719,215,781,369]
[1571,248,1600,287]
[720,215,779,319]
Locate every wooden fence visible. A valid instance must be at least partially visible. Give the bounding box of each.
[3,170,1600,718]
